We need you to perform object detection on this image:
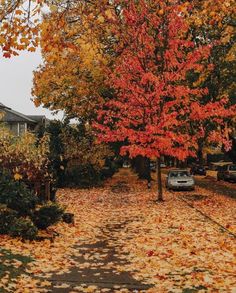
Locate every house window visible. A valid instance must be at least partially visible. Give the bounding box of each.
[19,123,27,135]
[10,123,18,135]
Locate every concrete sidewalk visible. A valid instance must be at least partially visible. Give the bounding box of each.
[48,220,152,292]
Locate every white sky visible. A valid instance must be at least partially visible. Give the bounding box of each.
[0,49,62,119]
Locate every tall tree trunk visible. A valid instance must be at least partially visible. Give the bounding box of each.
[226,135,236,163]
[156,158,164,201]
[147,159,151,189]
[197,140,204,164]
[135,156,150,179]
[174,158,178,168]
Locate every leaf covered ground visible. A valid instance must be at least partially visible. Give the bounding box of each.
[0,169,236,292]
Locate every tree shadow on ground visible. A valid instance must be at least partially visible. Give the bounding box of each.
[48,221,153,292]
[182,194,208,201]
[0,248,33,292]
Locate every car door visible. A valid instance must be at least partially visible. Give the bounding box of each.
[221,165,228,180]
[166,173,171,188]
[218,166,224,180]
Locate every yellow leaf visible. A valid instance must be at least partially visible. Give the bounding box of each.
[0,36,5,44]
[15,9,23,15]
[14,173,22,181]
[28,47,36,52]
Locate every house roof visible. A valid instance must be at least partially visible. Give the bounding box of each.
[27,115,46,122]
[0,102,43,123]
[0,102,11,110]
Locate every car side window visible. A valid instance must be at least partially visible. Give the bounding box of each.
[169,173,177,178]
[229,165,236,171]
[223,165,228,171]
[219,165,227,171]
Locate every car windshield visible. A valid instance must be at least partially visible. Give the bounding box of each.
[229,165,236,171]
[169,171,189,178]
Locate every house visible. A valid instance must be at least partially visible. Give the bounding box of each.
[0,102,48,136]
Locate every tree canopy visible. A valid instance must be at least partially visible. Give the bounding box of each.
[1,0,236,199]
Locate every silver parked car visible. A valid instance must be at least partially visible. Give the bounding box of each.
[166,170,195,191]
[217,164,236,182]
[123,161,131,168]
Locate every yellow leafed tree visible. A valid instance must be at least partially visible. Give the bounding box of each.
[32,1,114,119]
[0,125,50,182]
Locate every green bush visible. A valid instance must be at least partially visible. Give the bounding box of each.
[32,204,64,230]
[101,158,121,180]
[0,171,38,216]
[9,218,38,241]
[65,164,102,188]
[101,166,115,179]
[0,207,17,234]
[0,171,64,240]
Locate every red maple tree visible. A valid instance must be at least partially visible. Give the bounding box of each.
[96,0,235,200]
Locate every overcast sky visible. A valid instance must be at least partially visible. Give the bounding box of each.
[0,49,62,119]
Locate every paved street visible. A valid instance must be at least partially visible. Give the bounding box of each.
[195,176,236,199]
[162,168,236,199]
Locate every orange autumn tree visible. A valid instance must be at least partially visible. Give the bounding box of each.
[32,0,117,119]
[185,0,236,161]
[0,0,43,57]
[33,12,108,119]
[189,0,235,33]
[1,0,234,58]
[96,0,236,201]
[0,0,98,57]
[188,0,236,102]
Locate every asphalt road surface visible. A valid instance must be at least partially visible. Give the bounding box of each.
[162,168,236,199]
[195,176,236,199]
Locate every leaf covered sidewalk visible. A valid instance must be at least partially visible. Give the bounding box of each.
[0,169,236,292]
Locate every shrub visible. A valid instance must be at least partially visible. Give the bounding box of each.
[0,127,50,184]
[0,172,64,240]
[32,204,64,230]
[9,218,38,240]
[0,172,38,216]
[41,120,113,188]
[0,207,17,234]
[62,213,74,224]
[101,166,115,179]
[64,164,102,188]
